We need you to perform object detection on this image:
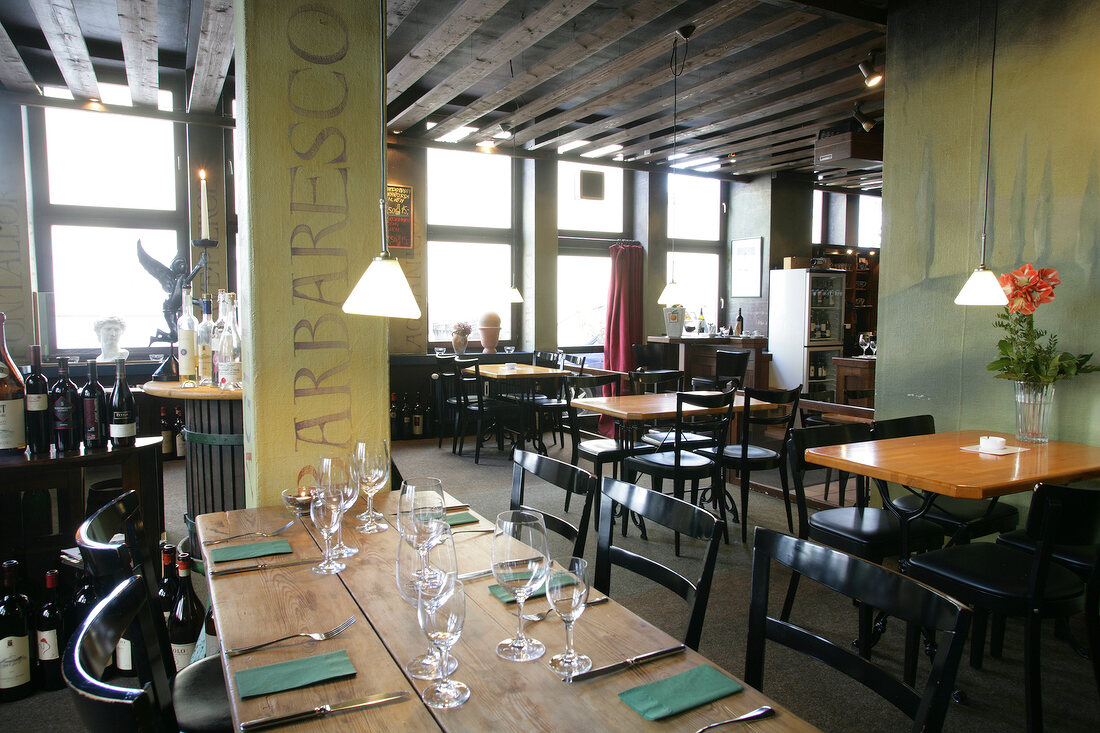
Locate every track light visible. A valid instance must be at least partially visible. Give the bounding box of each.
[852,103,876,133]
[858,50,883,87]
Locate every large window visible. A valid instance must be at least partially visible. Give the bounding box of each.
[667,252,719,324]
[858,195,882,248]
[427,148,510,228]
[668,174,720,241]
[557,161,623,233]
[557,255,611,347]
[426,241,512,341]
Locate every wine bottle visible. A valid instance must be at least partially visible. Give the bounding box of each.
[0,560,33,701]
[389,393,399,437]
[24,344,50,455]
[35,569,64,690]
[197,294,215,386]
[177,285,198,387]
[81,359,108,450]
[109,359,137,448]
[411,391,424,437]
[66,569,96,642]
[159,407,175,458]
[168,552,204,671]
[157,544,179,621]
[401,393,412,439]
[735,308,744,337]
[174,407,186,458]
[216,293,242,390]
[50,356,81,453]
[204,605,219,657]
[0,313,27,456]
[211,289,228,386]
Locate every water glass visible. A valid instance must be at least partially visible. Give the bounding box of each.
[418,576,469,708]
[398,477,447,588]
[309,486,345,575]
[503,346,515,354]
[317,454,358,558]
[351,438,389,533]
[492,510,550,662]
[434,347,446,356]
[396,521,458,680]
[546,557,592,677]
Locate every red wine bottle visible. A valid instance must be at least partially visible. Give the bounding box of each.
[109,358,136,448]
[168,553,203,671]
[204,605,219,657]
[159,407,175,458]
[34,569,64,690]
[24,344,51,455]
[66,569,96,642]
[0,560,33,701]
[50,356,81,452]
[157,544,179,621]
[81,359,108,450]
[0,313,27,456]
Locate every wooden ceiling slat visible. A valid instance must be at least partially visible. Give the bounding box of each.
[27,0,99,100]
[0,23,39,93]
[728,147,816,174]
[188,0,234,114]
[758,0,885,30]
[387,0,423,37]
[387,0,510,103]
[426,0,684,141]
[116,0,158,107]
[388,0,600,132]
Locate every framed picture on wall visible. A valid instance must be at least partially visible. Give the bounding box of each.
[730,237,762,297]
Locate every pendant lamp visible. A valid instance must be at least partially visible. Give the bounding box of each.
[660,25,694,307]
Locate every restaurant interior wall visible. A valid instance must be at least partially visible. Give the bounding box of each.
[881,0,1100,505]
[387,145,429,355]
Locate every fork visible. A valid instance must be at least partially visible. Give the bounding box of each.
[203,519,295,546]
[225,617,356,656]
[694,706,775,732]
[522,596,609,623]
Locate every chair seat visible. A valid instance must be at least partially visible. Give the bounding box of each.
[464,398,512,413]
[696,443,777,463]
[627,450,712,470]
[892,493,1019,534]
[996,530,1097,576]
[172,655,233,732]
[808,507,943,559]
[641,429,712,447]
[578,438,649,457]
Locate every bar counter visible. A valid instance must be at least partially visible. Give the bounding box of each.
[646,335,770,389]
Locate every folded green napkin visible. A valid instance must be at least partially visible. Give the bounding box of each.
[446,512,479,527]
[235,650,356,699]
[619,665,743,721]
[488,571,574,604]
[209,539,293,563]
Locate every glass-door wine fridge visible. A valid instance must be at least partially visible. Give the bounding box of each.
[767,268,847,397]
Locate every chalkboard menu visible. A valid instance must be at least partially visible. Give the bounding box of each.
[386,184,412,250]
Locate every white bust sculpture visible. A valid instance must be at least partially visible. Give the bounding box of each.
[94,316,130,362]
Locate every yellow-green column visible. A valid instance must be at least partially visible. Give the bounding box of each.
[0,104,35,361]
[235,0,389,506]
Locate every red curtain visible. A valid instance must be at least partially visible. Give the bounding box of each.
[600,241,644,435]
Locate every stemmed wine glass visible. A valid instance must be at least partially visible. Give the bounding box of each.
[396,520,458,680]
[351,438,389,534]
[858,333,870,357]
[869,338,878,357]
[546,556,592,678]
[398,478,447,587]
[418,575,469,709]
[317,454,358,558]
[491,510,551,662]
[309,486,345,575]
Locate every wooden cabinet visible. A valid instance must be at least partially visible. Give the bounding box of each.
[833,356,875,405]
[646,336,771,389]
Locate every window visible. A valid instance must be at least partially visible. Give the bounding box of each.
[426,148,510,228]
[668,174,720,241]
[426,241,512,341]
[557,161,623,232]
[557,255,611,347]
[858,195,882,248]
[667,252,719,323]
[812,190,824,244]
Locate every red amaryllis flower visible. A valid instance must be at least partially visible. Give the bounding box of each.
[999,264,1059,314]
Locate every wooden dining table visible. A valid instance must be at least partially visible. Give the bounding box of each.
[464,362,572,455]
[197,492,818,732]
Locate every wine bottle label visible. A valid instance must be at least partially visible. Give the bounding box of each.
[37,628,59,661]
[162,430,173,453]
[84,398,102,440]
[116,637,133,672]
[412,415,424,435]
[198,344,213,379]
[220,363,242,383]
[0,398,26,449]
[171,642,196,671]
[110,420,137,438]
[176,431,186,456]
[26,393,48,411]
[205,632,220,656]
[0,635,31,688]
[178,331,197,375]
[53,395,74,426]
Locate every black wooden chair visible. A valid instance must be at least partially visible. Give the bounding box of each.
[745,528,971,733]
[631,343,678,380]
[454,357,516,463]
[511,450,596,557]
[906,483,1100,733]
[432,354,459,449]
[71,491,231,733]
[690,349,750,392]
[595,477,720,650]
[628,369,683,394]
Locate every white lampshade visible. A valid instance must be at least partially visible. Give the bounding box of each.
[508,286,524,303]
[657,280,686,306]
[343,253,421,319]
[954,267,1008,306]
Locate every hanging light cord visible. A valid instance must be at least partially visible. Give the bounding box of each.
[379,0,390,257]
[979,0,999,266]
[669,34,688,165]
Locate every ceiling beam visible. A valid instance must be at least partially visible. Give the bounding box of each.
[116,0,158,107]
[757,0,886,30]
[188,0,234,114]
[0,88,234,128]
[387,0,422,37]
[0,23,39,93]
[27,0,99,100]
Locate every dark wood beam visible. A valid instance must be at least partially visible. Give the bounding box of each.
[188,0,234,114]
[757,0,886,30]
[0,23,38,93]
[387,0,422,37]
[116,0,158,107]
[27,0,99,100]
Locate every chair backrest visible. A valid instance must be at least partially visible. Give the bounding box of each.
[77,490,142,597]
[63,574,176,733]
[628,369,683,394]
[714,350,751,390]
[453,356,482,408]
[631,343,666,370]
[1021,483,1100,593]
[787,423,873,536]
[511,450,596,557]
[745,528,971,733]
[561,352,586,374]
[736,385,801,454]
[533,350,560,368]
[595,477,720,650]
[648,391,736,461]
[871,414,935,440]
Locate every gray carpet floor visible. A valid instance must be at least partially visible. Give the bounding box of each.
[9,439,1098,732]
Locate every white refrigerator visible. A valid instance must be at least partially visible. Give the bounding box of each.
[767,268,846,397]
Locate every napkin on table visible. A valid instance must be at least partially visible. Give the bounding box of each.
[445,512,479,527]
[209,539,293,563]
[488,571,575,604]
[235,650,357,698]
[618,664,743,720]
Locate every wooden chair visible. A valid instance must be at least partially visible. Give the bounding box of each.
[630,343,678,380]
[454,357,516,463]
[595,477,720,650]
[745,528,971,733]
[511,449,596,557]
[628,369,683,394]
[432,354,458,449]
[690,349,750,391]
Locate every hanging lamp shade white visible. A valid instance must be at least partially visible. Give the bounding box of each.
[954,264,1008,306]
[508,286,524,303]
[657,280,686,306]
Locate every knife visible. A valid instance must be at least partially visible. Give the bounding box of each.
[457,568,493,581]
[209,557,321,577]
[564,644,686,683]
[238,690,410,731]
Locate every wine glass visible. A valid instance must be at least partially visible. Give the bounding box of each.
[858,333,869,357]
[491,510,551,662]
[309,486,345,575]
[351,438,389,534]
[546,557,592,678]
[418,575,469,709]
[396,521,458,680]
[869,339,878,357]
[398,478,446,588]
[503,345,515,354]
[317,454,358,558]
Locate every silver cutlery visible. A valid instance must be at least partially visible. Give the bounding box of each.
[457,568,493,581]
[694,706,775,732]
[452,528,493,534]
[208,557,321,577]
[203,519,295,545]
[225,617,356,656]
[238,690,410,730]
[387,503,470,516]
[523,595,609,623]
[564,644,686,683]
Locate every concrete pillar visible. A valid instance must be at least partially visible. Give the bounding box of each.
[0,104,35,360]
[646,169,669,336]
[522,157,557,351]
[234,0,389,505]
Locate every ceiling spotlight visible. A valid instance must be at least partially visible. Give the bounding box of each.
[858,50,883,87]
[852,103,876,133]
[676,24,695,41]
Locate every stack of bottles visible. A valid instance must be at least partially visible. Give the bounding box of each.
[176,288,243,391]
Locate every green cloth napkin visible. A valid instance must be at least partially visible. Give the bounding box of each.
[446,512,479,527]
[209,539,293,563]
[235,650,357,699]
[488,571,574,604]
[618,664,743,721]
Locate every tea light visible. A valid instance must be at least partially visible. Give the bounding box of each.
[979,436,1007,452]
[502,362,517,371]
[281,487,313,515]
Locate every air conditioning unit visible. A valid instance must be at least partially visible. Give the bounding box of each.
[814,127,882,169]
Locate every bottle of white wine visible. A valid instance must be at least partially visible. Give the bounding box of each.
[168,552,204,671]
[197,294,215,386]
[177,285,198,387]
[217,293,242,390]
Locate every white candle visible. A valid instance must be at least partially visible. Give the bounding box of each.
[199,169,210,240]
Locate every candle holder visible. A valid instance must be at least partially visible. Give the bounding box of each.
[191,239,218,297]
[152,342,179,382]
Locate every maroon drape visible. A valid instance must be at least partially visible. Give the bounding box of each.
[600,242,644,436]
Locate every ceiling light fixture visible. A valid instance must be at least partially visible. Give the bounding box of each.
[858,50,883,87]
[955,0,1009,307]
[852,103,877,133]
[342,0,421,319]
[503,105,523,304]
[658,24,694,307]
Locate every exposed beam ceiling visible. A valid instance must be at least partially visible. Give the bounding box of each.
[28,0,99,100]
[188,0,233,113]
[116,0,159,107]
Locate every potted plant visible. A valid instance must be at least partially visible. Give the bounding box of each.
[451,321,473,355]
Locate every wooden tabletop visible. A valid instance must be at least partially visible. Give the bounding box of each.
[805,430,1100,500]
[198,495,817,732]
[572,392,769,422]
[142,381,243,400]
[465,363,570,379]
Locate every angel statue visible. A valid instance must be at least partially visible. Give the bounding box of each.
[137,240,204,346]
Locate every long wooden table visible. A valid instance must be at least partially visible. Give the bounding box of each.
[198,493,817,732]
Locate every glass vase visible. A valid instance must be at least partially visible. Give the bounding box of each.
[1014,381,1054,443]
[451,333,467,355]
